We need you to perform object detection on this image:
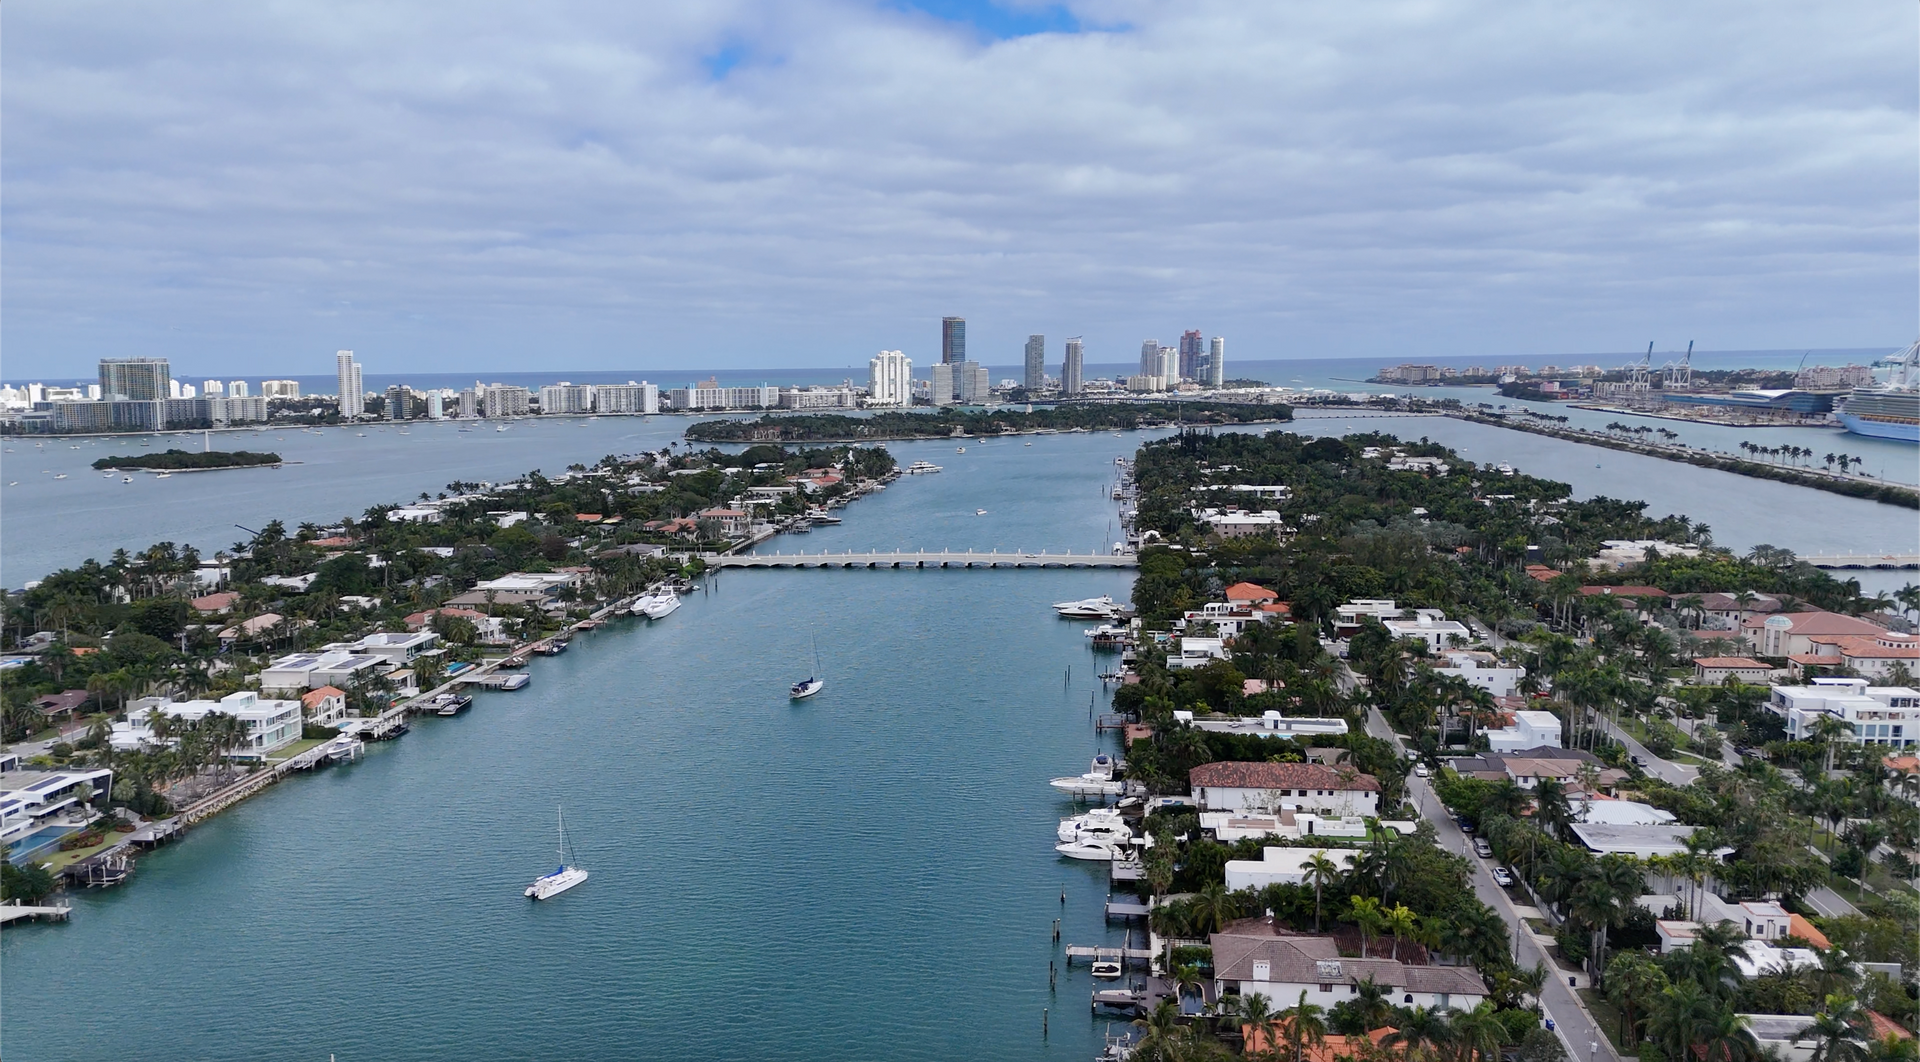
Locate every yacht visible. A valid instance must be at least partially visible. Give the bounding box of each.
[1057,806,1134,845]
[975,508,988,516]
[955,446,965,453]
[53,474,68,480]
[525,808,588,901]
[1053,595,1120,619]
[154,472,172,479]
[432,693,473,716]
[1055,837,1131,861]
[636,592,681,620]
[1049,754,1140,797]
[905,461,943,474]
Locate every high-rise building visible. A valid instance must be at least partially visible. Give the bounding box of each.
[930,363,956,406]
[169,379,183,399]
[1063,338,1084,396]
[335,351,363,419]
[458,388,478,418]
[482,385,532,418]
[1139,340,1160,376]
[202,379,225,396]
[385,384,408,421]
[427,393,444,420]
[1155,347,1180,382]
[942,317,967,364]
[1208,337,1225,388]
[595,382,659,414]
[229,380,249,398]
[868,350,913,406]
[1023,335,1045,391]
[1180,331,1204,380]
[538,383,595,414]
[261,380,301,399]
[98,358,171,402]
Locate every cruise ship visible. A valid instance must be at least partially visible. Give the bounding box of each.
[1835,339,1919,443]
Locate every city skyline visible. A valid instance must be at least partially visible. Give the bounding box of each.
[6,3,1913,376]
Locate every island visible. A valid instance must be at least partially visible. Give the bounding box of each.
[683,400,1292,442]
[91,448,283,471]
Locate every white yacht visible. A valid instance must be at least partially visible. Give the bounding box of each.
[525,808,588,901]
[905,461,943,474]
[1053,595,1120,619]
[636,592,681,620]
[1084,624,1127,639]
[1049,754,1140,797]
[1057,806,1133,845]
[1055,837,1130,861]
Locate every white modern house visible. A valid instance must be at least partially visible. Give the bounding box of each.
[1,767,114,862]
[348,631,439,666]
[1189,762,1381,817]
[1166,637,1229,670]
[1211,928,1487,1013]
[110,692,303,760]
[1382,611,1474,652]
[1435,651,1526,698]
[259,649,385,693]
[1223,847,1359,891]
[1484,710,1563,753]
[1768,678,1919,748]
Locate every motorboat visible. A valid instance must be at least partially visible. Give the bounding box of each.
[496,673,531,690]
[1057,807,1133,845]
[1084,624,1127,639]
[54,474,68,480]
[525,808,588,900]
[534,640,569,656]
[1090,960,1125,979]
[432,694,473,716]
[1053,595,1120,619]
[905,461,943,474]
[1049,754,1140,797]
[975,509,988,516]
[955,446,965,453]
[121,476,132,484]
[1055,837,1129,861]
[154,472,172,479]
[637,592,681,620]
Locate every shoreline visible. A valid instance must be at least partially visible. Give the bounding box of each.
[1447,411,1919,508]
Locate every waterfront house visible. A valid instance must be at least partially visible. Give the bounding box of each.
[349,631,438,666]
[1189,761,1380,817]
[259,649,384,693]
[1196,507,1289,538]
[1790,632,1920,681]
[1694,657,1774,684]
[404,607,509,644]
[697,507,751,536]
[447,571,579,611]
[1166,637,1229,671]
[1210,923,1487,1013]
[1,767,114,864]
[1767,679,1918,748]
[301,686,348,727]
[1224,582,1279,604]
[109,692,303,760]
[1222,847,1359,890]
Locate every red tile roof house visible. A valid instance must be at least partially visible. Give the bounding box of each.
[300,685,349,726]
[1224,582,1279,604]
[1744,610,1890,658]
[1792,632,1920,681]
[1693,657,1774,684]
[191,591,241,615]
[1189,761,1381,818]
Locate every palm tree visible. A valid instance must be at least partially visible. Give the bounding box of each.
[1384,1005,1453,1061]
[1531,777,1573,837]
[1129,999,1191,1062]
[1343,895,1385,958]
[1382,903,1418,962]
[1190,882,1237,937]
[1450,1001,1509,1062]
[1278,990,1328,1062]
[1799,995,1869,1062]
[1303,852,1340,932]
[1349,978,1394,1032]
[1224,990,1277,1057]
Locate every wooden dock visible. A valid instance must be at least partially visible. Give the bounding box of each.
[1105,897,1151,920]
[1064,944,1156,967]
[703,549,1138,570]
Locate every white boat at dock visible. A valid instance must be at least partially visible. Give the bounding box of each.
[905,461,943,474]
[1049,754,1142,797]
[1057,806,1133,845]
[633,591,681,619]
[525,807,588,901]
[1053,595,1120,619]
[1055,837,1132,861]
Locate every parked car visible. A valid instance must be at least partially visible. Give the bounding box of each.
[1492,866,1515,887]
[1473,838,1493,859]
[1630,754,1649,768]
[1414,763,1431,778]
[1458,817,1475,834]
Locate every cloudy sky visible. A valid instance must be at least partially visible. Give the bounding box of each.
[5,0,1915,376]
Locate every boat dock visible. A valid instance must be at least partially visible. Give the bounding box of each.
[1105,897,1151,920]
[0,902,72,925]
[1802,553,1920,569]
[1064,944,1155,967]
[703,549,1138,569]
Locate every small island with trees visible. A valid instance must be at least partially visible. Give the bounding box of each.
[92,449,283,472]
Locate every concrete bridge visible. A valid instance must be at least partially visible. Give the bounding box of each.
[704,549,1138,570]
[1802,554,1920,570]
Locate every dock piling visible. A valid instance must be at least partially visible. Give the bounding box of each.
[1043,1008,1048,1040]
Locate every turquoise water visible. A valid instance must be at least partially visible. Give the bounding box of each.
[1,433,1149,1062]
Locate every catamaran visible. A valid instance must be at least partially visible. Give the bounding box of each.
[790,635,825,699]
[524,807,588,900]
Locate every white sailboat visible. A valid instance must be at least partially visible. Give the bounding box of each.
[790,634,824,699]
[525,807,588,900]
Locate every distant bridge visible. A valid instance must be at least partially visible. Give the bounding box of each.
[1802,554,1919,570]
[704,549,1138,570]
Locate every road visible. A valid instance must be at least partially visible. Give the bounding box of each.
[1595,716,1699,787]
[1367,706,1622,1062]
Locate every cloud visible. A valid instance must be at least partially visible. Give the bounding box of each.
[3,0,1914,376]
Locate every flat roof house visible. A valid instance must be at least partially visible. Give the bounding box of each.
[110,692,303,760]
[259,650,384,693]
[1769,678,1920,748]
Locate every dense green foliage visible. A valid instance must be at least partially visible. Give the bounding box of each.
[683,401,1290,442]
[92,449,282,471]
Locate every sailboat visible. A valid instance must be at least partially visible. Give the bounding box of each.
[524,807,588,900]
[790,635,825,699]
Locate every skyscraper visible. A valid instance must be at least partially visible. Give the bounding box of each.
[868,350,913,406]
[98,358,170,402]
[1139,340,1160,376]
[942,317,967,364]
[385,384,408,421]
[930,363,956,406]
[1063,338,1084,396]
[1208,337,1225,388]
[1180,331,1204,380]
[228,380,249,398]
[1155,346,1179,382]
[1023,335,1045,391]
[336,351,363,419]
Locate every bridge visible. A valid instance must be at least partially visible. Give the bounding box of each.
[1802,554,1920,570]
[703,549,1138,570]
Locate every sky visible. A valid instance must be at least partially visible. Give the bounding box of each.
[4,0,1916,377]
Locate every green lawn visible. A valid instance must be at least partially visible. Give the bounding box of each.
[1578,987,1642,1059]
[43,830,132,871]
[266,737,329,762]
